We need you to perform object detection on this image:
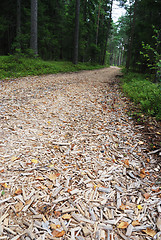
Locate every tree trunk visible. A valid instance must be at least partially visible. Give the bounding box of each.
[126,0,138,71]
[30,0,38,55]
[73,0,80,65]
[120,46,123,66]
[102,0,113,65]
[83,0,87,22]
[17,0,21,42]
[96,1,101,46]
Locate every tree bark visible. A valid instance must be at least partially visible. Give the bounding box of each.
[17,0,21,49]
[73,0,80,65]
[102,0,113,65]
[30,0,38,55]
[96,1,101,46]
[17,0,21,36]
[126,0,138,71]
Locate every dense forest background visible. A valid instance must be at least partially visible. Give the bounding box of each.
[0,0,161,73]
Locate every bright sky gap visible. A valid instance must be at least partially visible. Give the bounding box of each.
[112,0,126,22]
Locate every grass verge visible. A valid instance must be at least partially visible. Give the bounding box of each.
[0,55,106,80]
[121,71,161,120]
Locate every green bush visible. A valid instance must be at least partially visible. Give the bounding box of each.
[121,72,161,120]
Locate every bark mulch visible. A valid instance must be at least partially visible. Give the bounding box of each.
[0,67,160,239]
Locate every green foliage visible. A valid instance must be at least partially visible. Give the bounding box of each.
[0,55,106,80]
[122,0,161,72]
[0,0,113,64]
[121,72,161,120]
[108,16,129,66]
[140,27,161,81]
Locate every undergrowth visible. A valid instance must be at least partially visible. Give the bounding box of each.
[121,71,161,120]
[0,55,106,80]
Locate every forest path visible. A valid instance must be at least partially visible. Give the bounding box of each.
[0,67,160,239]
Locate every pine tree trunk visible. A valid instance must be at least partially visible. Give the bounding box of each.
[16,0,21,50]
[30,0,38,55]
[73,0,80,65]
[96,2,101,46]
[126,0,138,71]
[17,0,21,38]
[120,46,123,66]
[102,0,113,65]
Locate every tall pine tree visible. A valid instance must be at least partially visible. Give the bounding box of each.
[73,0,80,64]
[30,0,38,55]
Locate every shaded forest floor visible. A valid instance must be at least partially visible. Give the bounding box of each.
[0,67,160,239]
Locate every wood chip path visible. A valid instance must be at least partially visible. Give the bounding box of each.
[0,67,161,240]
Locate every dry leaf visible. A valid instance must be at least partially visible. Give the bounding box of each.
[93,185,97,190]
[56,225,61,228]
[52,230,65,238]
[142,228,156,237]
[117,221,129,229]
[31,159,38,164]
[137,205,143,210]
[48,173,57,181]
[124,159,129,166]
[1,183,9,189]
[52,230,58,237]
[140,173,146,178]
[26,162,32,166]
[62,213,71,220]
[152,187,160,192]
[143,192,150,199]
[35,176,44,181]
[140,168,146,174]
[15,189,22,195]
[54,211,61,217]
[132,220,141,226]
[54,145,59,149]
[11,156,18,161]
[55,172,60,177]
[119,204,128,210]
[50,223,57,230]
[15,202,23,212]
[39,185,47,190]
[56,230,66,237]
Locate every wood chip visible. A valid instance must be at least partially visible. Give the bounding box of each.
[126,224,134,236]
[0,68,160,239]
[3,226,16,235]
[82,226,91,237]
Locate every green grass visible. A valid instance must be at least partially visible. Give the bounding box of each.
[0,55,106,80]
[121,71,161,120]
